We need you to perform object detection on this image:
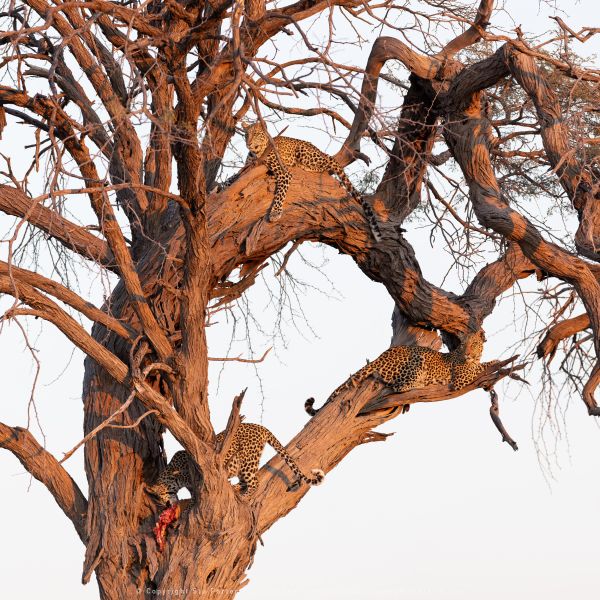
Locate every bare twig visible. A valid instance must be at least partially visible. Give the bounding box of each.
[217,389,247,459]
[208,348,272,363]
[60,391,137,464]
[489,389,518,451]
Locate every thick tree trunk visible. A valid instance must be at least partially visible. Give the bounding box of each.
[82,321,259,599]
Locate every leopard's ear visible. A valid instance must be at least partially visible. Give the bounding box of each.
[241,120,252,131]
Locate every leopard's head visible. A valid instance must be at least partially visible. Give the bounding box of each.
[146,451,189,507]
[242,121,269,157]
[452,329,486,362]
[146,481,176,507]
[463,330,485,361]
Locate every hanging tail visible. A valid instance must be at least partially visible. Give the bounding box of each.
[266,432,324,489]
[334,165,383,242]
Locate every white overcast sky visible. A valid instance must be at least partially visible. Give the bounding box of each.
[1,1,600,599]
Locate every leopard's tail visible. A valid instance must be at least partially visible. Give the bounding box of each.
[304,363,373,417]
[334,165,383,242]
[304,380,348,417]
[304,397,319,416]
[265,431,324,489]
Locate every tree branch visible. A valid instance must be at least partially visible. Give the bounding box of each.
[336,37,441,166]
[0,422,88,542]
[0,185,114,270]
[505,47,600,261]
[0,261,134,341]
[537,313,591,361]
[436,0,494,60]
[26,0,148,220]
[0,275,214,485]
[358,356,525,414]
[0,88,173,359]
[444,89,600,413]
[59,391,137,464]
[216,389,246,459]
[138,165,480,338]
[253,356,524,534]
[489,389,519,451]
[0,275,129,383]
[458,242,536,322]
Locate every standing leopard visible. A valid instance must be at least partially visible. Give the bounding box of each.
[242,121,382,242]
[306,330,490,415]
[147,423,324,505]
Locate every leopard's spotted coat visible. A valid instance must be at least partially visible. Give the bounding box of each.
[306,330,489,415]
[147,423,324,505]
[243,121,382,241]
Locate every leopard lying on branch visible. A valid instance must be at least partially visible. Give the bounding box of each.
[242,121,383,242]
[306,330,491,416]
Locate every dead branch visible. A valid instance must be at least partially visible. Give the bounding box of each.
[0,422,88,542]
[208,348,272,363]
[489,389,518,451]
[217,389,247,459]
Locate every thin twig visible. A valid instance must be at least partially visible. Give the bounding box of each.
[108,409,159,430]
[60,390,136,463]
[208,348,272,363]
[275,240,302,276]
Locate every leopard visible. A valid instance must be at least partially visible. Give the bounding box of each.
[146,423,324,506]
[305,330,489,416]
[242,121,383,242]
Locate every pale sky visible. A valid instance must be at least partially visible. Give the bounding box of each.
[1,1,600,599]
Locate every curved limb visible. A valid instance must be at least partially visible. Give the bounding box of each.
[537,313,591,362]
[0,422,88,542]
[444,88,600,415]
[583,363,600,416]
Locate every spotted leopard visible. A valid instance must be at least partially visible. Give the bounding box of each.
[147,423,324,505]
[242,121,382,241]
[306,330,489,415]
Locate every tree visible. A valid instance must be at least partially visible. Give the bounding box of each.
[0,0,599,597]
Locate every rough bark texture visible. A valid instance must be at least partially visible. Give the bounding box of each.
[0,0,599,597]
